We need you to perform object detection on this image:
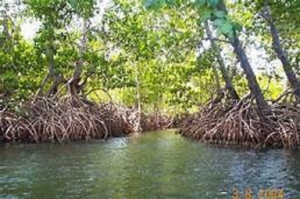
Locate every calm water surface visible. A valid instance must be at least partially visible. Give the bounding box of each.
[0,130,300,198]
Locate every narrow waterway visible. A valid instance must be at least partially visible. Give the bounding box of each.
[0,130,300,198]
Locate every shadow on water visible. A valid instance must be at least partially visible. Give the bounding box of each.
[0,130,300,198]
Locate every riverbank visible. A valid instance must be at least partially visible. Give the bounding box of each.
[0,96,180,143]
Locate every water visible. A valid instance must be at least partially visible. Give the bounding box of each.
[0,130,300,199]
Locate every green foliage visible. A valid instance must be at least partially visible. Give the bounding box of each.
[144,0,242,39]
[0,0,294,114]
[0,6,42,106]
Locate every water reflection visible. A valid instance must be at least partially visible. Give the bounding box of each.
[0,130,300,198]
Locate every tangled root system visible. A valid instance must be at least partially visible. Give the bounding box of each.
[0,96,181,143]
[140,113,174,132]
[179,95,300,148]
[0,96,138,143]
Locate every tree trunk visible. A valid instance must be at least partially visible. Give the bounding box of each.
[262,4,300,99]
[34,72,51,98]
[35,29,65,98]
[135,62,142,132]
[45,47,65,98]
[211,57,221,94]
[218,0,270,112]
[229,37,270,111]
[204,21,240,100]
[68,19,88,96]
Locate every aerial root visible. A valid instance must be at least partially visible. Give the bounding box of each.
[0,96,138,143]
[0,96,181,143]
[140,112,175,132]
[179,95,300,148]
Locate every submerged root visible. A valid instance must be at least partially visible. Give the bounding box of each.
[179,96,300,148]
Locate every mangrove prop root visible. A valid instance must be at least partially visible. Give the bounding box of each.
[179,96,300,149]
[140,113,174,132]
[0,96,181,143]
[0,97,136,143]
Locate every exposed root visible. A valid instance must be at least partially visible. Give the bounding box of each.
[179,95,300,149]
[140,113,174,132]
[0,96,138,143]
[1,110,38,143]
[0,96,182,143]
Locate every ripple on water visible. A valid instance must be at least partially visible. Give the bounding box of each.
[0,130,300,198]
